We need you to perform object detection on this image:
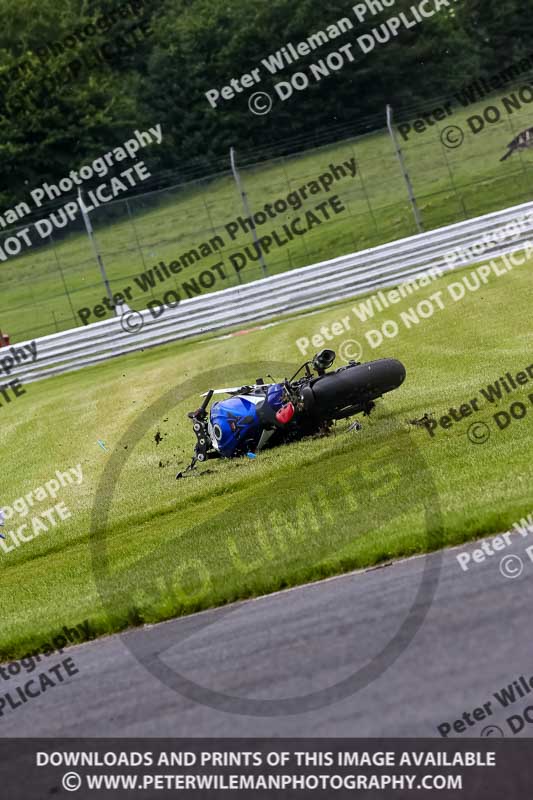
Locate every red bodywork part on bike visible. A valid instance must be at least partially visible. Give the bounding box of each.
[275,402,295,424]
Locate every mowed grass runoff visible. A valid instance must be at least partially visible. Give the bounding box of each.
[0,250,531,660]
[3,78,533,341]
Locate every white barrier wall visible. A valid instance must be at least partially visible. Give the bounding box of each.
[6,199,533,384]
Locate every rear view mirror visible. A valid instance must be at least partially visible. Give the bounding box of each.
[312,349,335,373]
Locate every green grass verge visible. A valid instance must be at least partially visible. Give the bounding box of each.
[0,249,531,659]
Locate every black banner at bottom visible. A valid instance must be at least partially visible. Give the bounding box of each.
[0,739,530,798]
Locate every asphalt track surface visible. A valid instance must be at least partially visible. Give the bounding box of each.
[1,533,532,738]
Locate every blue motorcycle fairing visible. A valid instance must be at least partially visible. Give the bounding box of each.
[266,384,284,409]
[209,385,285,458]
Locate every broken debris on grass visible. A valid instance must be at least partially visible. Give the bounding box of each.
[407,413,435,428]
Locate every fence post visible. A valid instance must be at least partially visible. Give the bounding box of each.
[386,104,424,233]
[438,139,468,221]
[125,198,148,273]
[78,189,115,309]
[230,147,268,278]
[51,233,79,327]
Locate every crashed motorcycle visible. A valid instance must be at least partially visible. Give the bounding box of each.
[178,350,406,477]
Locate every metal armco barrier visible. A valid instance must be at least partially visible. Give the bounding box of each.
[8,199,533,384]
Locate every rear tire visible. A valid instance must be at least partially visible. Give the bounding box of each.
[309,359,406,417]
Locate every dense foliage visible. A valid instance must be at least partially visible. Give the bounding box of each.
[0,0,530,208]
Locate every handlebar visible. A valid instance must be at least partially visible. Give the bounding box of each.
[201,389,214,412]
[188,389,214,420]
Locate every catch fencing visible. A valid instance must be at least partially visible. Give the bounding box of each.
[7,198,533,385]
[3,75,533,345]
